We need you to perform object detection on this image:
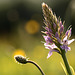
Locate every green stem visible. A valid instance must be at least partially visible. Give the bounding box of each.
[61,50,72,75]
[27,60,45,75]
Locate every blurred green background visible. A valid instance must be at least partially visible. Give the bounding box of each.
[0,0,75,75]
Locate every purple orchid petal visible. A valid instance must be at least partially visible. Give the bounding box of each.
[44,43,52,50]
[46,32,52,37]
[49,44,57,49]
[43,35,48,42]
[57,37,62,44]
[45,27,53,33]
[44,42,49,45]
[49,29,53,33]
[65,45,71,52]
[60,45,65,50]
[47,49,60,58]
[59,21,62,27]
[43,36,49,45]
[44,43,57,49]
[53,23,56,29]
[47,50,53,58]
[45,27,48,31]
[52,44,57,48]
[68,39,75,45]
[55,32,59,38]
[60,45,71,52]
[43,36,47,41]
[43,35,53,44]
[44,43,48,46]
[60,25,64,33]
[47,36,53,44]
[45,46,52,50]
[55,32,62,44]
[43,31,52,38]
[44,43,49,46]
[63,36,68,42]
[65,30,69,36]
[65,28,72,38]
[67,47,71,51]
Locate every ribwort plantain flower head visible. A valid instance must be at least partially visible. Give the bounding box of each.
[42,3,75,58]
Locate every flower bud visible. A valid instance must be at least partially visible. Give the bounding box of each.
[55,32,59,38]
[59,21,62,27]
[60,25,64,33]
[53,23,56,29]
[45,27,53,33]
[14,55,27,64]
[65,28,72,38]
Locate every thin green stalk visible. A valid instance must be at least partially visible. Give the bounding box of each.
[27,60,45,75]
[61,50,72,75]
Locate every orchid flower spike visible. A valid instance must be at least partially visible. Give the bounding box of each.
[42,2,75,58]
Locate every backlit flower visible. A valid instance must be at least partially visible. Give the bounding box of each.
[42,3,75,58]
[44,43,59,58]
[60,28,75,52]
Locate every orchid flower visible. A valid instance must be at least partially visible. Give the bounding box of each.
[60,35,75,52]
[59,28,74,52]
[44,43,59,58]
[42,2,75,75]
[42,3,75,58]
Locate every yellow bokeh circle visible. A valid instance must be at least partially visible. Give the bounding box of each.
[13,49,26,57]
[25,20,40,34]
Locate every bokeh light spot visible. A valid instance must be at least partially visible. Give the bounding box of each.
[13,49,26,57]
[25,20,40,34]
